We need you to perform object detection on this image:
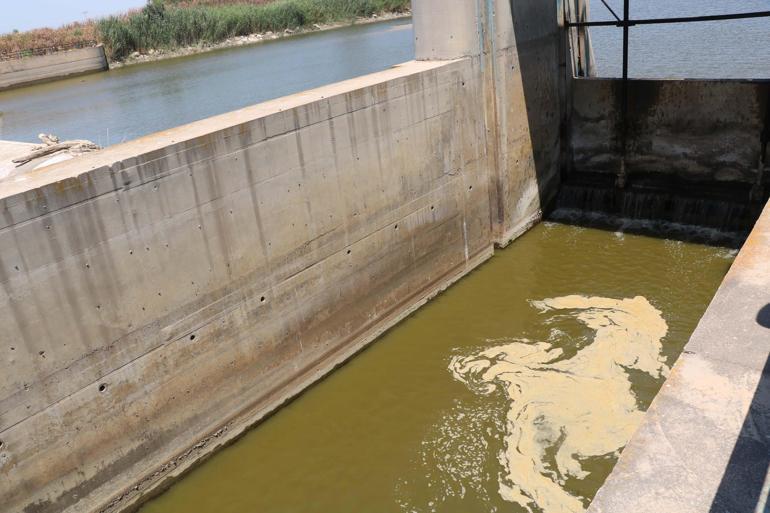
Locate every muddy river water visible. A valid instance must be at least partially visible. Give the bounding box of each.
[139,220,734,513]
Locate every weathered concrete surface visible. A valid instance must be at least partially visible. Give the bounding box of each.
[0,138,99,183]
[569,78,770,190]
[0,59,492,513]
[0,141,36,179]
[412,0,480,60]
[588,199,770,513]
[484,0,562,245]
[415,0,562,244]
[0,46,108,91]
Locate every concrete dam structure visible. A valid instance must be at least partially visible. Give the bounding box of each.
[0,2,768,513]
[0,46,109,92]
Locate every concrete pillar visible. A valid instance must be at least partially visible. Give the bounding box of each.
[412,0,481,60]
[412,0,564,245]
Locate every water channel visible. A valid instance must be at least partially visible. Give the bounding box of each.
[139,222,734,513]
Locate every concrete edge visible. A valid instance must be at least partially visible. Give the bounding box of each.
[495,210,542,248]
[587,199,770,513]
[0,58,457,201]
[0,46,108,92]
[102,245,496,513]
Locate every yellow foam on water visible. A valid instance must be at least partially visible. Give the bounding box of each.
[449,295,669,513]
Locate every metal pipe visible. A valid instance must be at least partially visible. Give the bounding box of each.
[618,0,630,188]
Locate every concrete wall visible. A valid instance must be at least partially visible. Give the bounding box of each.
[414,0,563,244]
[0,46,108,91]
[0,59,493,513]
[492,0,563,243]
[568,78,770,193]
[0,2,563,512]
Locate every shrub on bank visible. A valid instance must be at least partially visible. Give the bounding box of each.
[97,0,411,61]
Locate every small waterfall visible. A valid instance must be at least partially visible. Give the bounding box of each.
[550,176,765,246]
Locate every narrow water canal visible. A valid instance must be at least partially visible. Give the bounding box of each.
[0,18,414,145]
[139,221,734,513]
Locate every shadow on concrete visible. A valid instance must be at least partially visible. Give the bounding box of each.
[758,304,770,329]
[709,336,770,512]
[509,0,563,212]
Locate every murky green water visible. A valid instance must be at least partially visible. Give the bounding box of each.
[139,222,734,513]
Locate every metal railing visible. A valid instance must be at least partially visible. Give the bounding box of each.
[0,40,98,62]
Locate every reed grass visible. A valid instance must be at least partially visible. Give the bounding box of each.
[97,0,411,61]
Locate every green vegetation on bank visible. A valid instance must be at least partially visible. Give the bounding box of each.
[97,0,410,61]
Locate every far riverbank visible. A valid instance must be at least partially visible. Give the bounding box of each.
[111,11,411,69]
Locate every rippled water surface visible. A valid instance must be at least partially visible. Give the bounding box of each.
[0,18,414,145]
[140,223,734,513]
[589,0,770,78]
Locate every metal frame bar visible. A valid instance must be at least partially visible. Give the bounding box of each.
[598,0,620,22]
[567,10,770,28]
[564,2,770,187]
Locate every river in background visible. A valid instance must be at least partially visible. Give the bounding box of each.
[0,18,414,145]
[1,2,769,146]
[137,222,734,513]
[589,0,770,78]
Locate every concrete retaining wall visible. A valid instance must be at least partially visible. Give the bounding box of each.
[0,59,492,513]
[0,46,108,91]
[568,78,770,191]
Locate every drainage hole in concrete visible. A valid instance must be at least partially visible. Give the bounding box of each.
[431,205,435,211]
[347,249,351,255]
[189,334,196,341]
[394,224,399,230]
[0,440,4,449]
[468,185,473,191]
[260,296,266,303]
[98,383,108,393]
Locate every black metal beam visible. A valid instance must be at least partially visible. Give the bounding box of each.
[599,0,621,22]
[567,10,770,28]
[619,0,630,187]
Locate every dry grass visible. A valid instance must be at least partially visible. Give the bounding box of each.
[169,0,275,5]
[0,22,98,57]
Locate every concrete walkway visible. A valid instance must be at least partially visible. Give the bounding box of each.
[589,200,770,513]
[0,140,35,180]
